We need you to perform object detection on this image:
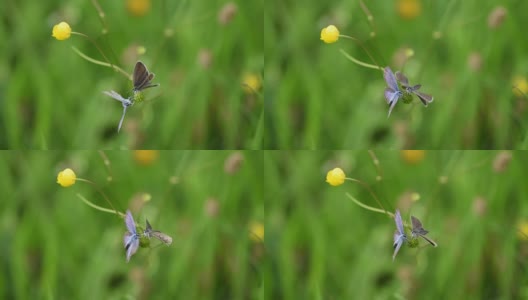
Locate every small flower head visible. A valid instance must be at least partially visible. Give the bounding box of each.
[320,25,340,44]
[326,167,346,186]
[57,168,76,187]
[52,22,72,41]
[488,6,507,29]
[249,221,264,242]
[401,150,425,164]
[218,2,238,25]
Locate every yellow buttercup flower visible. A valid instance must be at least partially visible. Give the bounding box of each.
[320,25,340,44]
[249,221,264,242]
[52,22,72,41]
[57,168,76,187]
[127,0,151,17]
[242,73,261,94]
[133,150,159,166]
[401,150,425,164]
[517,220,528,240]
[513,76,528,97]
[326,168,346,186]
[397,0,422,20]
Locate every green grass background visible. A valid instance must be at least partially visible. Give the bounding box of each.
[265,150,528,299]
[1,0,263,149]
[265,0,528,149]
[0,150,264,299]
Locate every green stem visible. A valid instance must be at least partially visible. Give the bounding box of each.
[77,193,124,217]
[339,34,381,69]
[76,178,119,215]
[71,46,131,80]
[345,192,389,215]
[339,49,381,71]
[345,177,387,213]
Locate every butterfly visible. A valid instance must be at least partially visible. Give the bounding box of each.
[411,215,438,247]
[102,90,132,133]
[123,210,140,263]
[395,71,434,106]
[383,67,404,117]
[133,61,160,92]
[393,209,407,261]
[143,219,173,245]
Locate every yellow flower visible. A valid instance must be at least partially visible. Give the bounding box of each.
[126,0,151,17]
[513,76,528,97]
[52,22,72,41]
[242,73,261,94]
[133,150,159,166]
[249,221,264,242]
[326,168,346,186]
[517,221,528,240]
[397,0,422,20]
[320,25,340,44]
[401,150,425,164]
[57,168,76,187]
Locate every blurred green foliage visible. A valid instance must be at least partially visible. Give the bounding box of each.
[265,150,528,299]
[1,0,263,149]
[265,0,528,149]
[0,150,264,299]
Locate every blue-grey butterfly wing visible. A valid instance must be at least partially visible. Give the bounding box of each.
[393,232,404,261]
[125,210,137,235]
[384,67,400,91]
[385,88,402,117]
[394,210,405,235]
[125,235,139,263]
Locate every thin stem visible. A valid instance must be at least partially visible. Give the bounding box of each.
[339,49,381,71]
[359,0,377,37]
[77,193,124,217]
[76,178,119,215]
[90,0,109,33]
[345,192,389,216]
[345,177,387,213]
[339,34,381,69]
[71,32,111,65]
[71,46,131,80]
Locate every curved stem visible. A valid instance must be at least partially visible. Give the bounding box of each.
[345,177,387,213]
[346,192,389,216]
[71,46,131,80]
[77,193,124,217]
[71,32,111,65]
[339,34,381,69]
[76,178,119,215]
[339,49,381,71]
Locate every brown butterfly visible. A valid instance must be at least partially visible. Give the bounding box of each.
[411,216,438,247]
[395,71,434,106]
[143,219,173,245]
[133,61,160,92]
